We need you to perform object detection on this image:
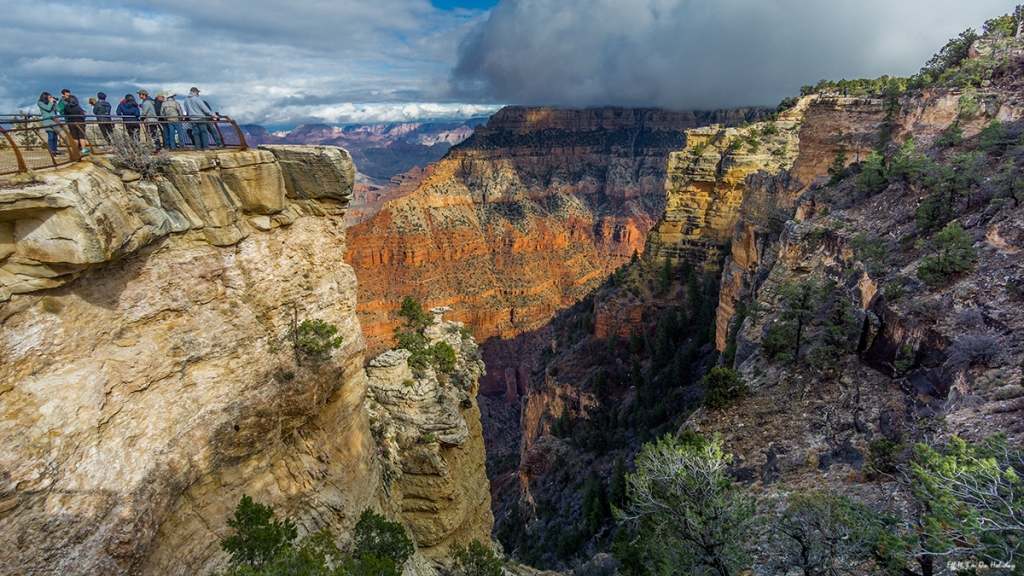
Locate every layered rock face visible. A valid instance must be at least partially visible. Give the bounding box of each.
[644,102,806,272]
[346,105,766,396]
[365,309,492,563]
[696,43,1024,485]
[0,147,492,574]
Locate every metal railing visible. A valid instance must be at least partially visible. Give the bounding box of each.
[0,114,248,176]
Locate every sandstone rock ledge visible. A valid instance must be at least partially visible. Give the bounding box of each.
[0,147,485,576]
[365,310,494,565]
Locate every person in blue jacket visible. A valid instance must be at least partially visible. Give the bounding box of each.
[116,93,141,140]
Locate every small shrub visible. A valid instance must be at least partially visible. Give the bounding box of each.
[701,367,749,409]
[40,297,63,315]
[762,321,796,363]
[827,145,849,186]
[916,222,979,287]
[449,540,504,576]
[109,130,170,179]
[946,334,998,371]
[935,121,963,148]
[884,276,907,301]
[978,120,1013,153]
[865,438,902,479]
[431,341,458,373]
[289,318,344,363]
[422,432,439,444]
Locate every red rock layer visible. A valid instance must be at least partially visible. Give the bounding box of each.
[346,106,767,396]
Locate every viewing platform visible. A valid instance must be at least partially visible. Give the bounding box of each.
[0,115,249,176]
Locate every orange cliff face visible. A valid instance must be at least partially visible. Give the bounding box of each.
[346,106,767,397]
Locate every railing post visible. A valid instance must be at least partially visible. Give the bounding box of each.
[0,124,29,173]
[230,119,248,151]
[55,120,81,162]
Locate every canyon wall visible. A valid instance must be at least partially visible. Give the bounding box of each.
[346,105,766,398]
[0,148,491,574]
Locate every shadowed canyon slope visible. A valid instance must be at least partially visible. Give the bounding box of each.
[0,147,491,575]
[346,106,766,396]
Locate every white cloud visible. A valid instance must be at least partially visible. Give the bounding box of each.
[0,0,490,123]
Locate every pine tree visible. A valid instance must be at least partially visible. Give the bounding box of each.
[828,145,849,186]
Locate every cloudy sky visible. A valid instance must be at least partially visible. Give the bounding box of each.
[0,0,1017,125]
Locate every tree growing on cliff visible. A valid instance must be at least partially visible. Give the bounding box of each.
[344,509,414,575]
[777,279,823,362]
[289,318,344,365]
[700,367,748,410]
[220,495,299,568]
[855,151,889,196]
[765,490,886,576]
[393,296,459,374]
[449,540,504,576]
[916,222,979,287]
[616,433,756,576]
[827,145,849,186]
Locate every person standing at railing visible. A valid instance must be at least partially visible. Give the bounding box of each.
[37,92,62,155]
[204,99,224,148]
[117,93,141,140]
[138,90,161,150]
[92,93,113,145]
[154,93,168,148]
[63,95,89,155]
[184,87,214,149]
[57,89,70,115]
[161,92,184,150]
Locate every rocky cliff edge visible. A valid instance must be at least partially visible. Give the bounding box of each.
[0,148,491,575]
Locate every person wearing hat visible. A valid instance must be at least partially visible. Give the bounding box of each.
[154,92,168,147]
[89,93,112,145]
[161,92,184,150]
[138,89,161,149]
[183,86,215,149]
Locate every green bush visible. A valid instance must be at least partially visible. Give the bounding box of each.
[916,222,979,287]
[430,341,458,373]
[978,120,1013,153]
[701,367,749,409]
[855,151,888,196]
[762,321,796,363]
[351,509,414,569]
[827,145,849,186]
[340,554,399,576]
[290,319,344,363]
[449,540,503,576]
[220,495,298,568]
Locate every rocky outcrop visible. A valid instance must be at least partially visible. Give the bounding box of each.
[0,146,352,301]
[365,309,493,563]
[346,105,767,398]
[644,104,805,274]
[698,40,1024,488]
[0,148,492,575]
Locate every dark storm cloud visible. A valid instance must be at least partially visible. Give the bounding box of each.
[453,0,1018,109]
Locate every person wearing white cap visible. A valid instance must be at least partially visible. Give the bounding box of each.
[161,92,184,150]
